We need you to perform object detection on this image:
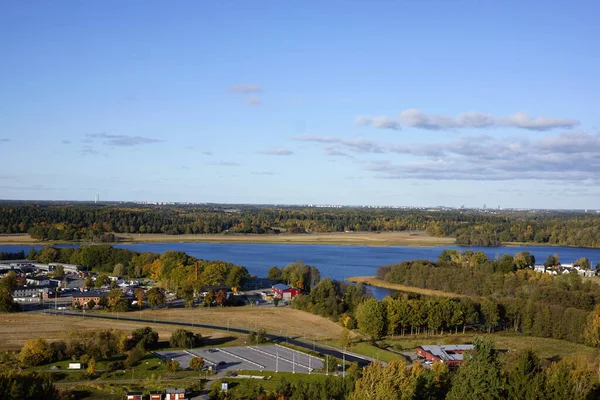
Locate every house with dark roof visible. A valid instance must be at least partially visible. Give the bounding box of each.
[72,290,106,307]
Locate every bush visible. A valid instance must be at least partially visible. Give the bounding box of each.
[108,360,125,372]
[169,329,202,348]
[125,344,145,368]
[165,359,182,372]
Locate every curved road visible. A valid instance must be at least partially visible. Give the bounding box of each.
[40,310,375,366]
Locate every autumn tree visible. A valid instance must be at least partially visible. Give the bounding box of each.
[215,289,228,307]
[583,304,600,346]
[165,359,182,372]
[146,287,166,308]
[18,338,53,367]
[134,288,145,309]
[189,357,205,371]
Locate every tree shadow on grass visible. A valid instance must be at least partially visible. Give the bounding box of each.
[203,336,238,347]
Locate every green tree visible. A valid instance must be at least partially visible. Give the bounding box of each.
[446,337,504,400]
[95,274,110,287]
[505,349,545,400]
[125,343,145,368]
[98,295,109,308]
[0,281,20,313]
[481,299,499,333]
[267,266,283,281]
[574,257,591,270]
[356,298,386,339]
[130,327,159,350]
[87,299,96,310]
[497,254,515,274]
[169,329,202,348]
[53,265,65,278]
[113,263,126,277]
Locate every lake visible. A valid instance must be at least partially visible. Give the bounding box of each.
[3,243,600,299]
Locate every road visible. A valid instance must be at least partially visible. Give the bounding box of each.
[40,310,376,366]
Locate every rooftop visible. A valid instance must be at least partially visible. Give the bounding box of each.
[272,283,292,291]
[72,290,106,298]
[419,345,474,362]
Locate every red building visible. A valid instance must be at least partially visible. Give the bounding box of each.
[71,290,105,307]
[416,345,473,367]
[165,388,186,400]
[150,392,163,400]
[126,392,143,400]
[272,284,301,300]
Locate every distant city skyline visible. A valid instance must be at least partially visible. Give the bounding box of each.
[1,1,599,209]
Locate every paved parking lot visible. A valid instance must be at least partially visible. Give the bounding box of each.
[155,345,324,374]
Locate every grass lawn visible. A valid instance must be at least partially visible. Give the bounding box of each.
[0,312,244,350]
[128,305,346,341]
[210,370,338,393]
[381,331,600,365]
[327,340,404,364]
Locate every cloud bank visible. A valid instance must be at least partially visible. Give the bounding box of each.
[356,109,579,131]
[86,133,163,146]
[298,131,600,183]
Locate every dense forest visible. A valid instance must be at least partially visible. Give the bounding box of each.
[2,201,600,247]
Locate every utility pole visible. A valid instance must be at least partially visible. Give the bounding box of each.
[292,351,295,374]
[326,355,328,376]
[343,347,346,378]
[276,348,279,373]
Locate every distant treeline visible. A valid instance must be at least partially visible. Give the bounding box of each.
[2,202,600,247]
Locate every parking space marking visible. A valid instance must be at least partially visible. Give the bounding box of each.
[219,348,265,369]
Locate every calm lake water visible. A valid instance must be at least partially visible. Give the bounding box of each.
[3,242,600,299]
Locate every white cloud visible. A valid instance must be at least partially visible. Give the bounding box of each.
[86,133,163,146]
[260,148,294,156]
[355,116,400,130]
[356,109,579,131]
[228,84,263,94]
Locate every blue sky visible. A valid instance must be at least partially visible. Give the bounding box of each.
[1,0,599,208]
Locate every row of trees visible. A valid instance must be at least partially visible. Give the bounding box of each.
[0,371,67,400]
[17,326,200,369]
[3,202,600,247]
[353,295,589,344]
